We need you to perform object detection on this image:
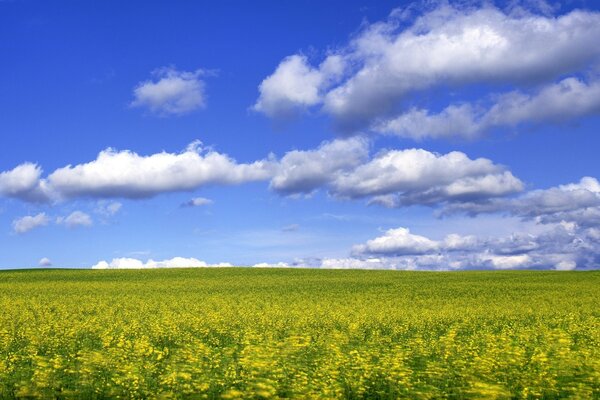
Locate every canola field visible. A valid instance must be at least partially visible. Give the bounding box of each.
[0,268,599,399]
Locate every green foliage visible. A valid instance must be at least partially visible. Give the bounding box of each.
[0,268,598,399]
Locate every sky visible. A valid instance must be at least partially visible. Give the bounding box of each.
[1,0,600,270]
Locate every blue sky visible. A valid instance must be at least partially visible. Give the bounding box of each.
[1,0,600,270]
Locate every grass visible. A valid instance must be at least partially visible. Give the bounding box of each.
[0,268,599,398]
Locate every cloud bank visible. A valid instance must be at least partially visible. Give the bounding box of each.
[255,3,600,134]
[375,77,600,140]
[0,141,271,202]
[443,177,600,226]
[92,257,233,269]
[0,138,522,209]
[348,222,599,271]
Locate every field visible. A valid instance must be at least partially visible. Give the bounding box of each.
[0,268,598,399]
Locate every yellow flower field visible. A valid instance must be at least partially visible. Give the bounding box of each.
[0,268,598,399]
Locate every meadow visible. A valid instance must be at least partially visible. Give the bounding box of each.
[0,268,598,399]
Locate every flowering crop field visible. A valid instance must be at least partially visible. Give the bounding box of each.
[0,268,598,399]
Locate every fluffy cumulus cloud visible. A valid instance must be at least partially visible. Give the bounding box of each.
[251,258,395,269]
[349,222,600,270]
[352,227,477,256]
[0,142,275,203]
[375,77,600,139]
[91,257,233,269]
[12,213,50,234]
[268,138,522,205]
[46,141,274,200]
[131,67,208,115]
[87,217,600,271]
[352,227,439,255]
[255,3,600,132]
[332,148,523,206]
[13,210,95,233]
[0,138,523,209]
[0,163,49,202]
[252,262,293,268]
[444,176,600,226]
[38,257,52,267]
[270,137,369,195]
[253,55,345,118]
[57,211,93,228]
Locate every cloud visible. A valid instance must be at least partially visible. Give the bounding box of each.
[12,213,49,234]
[349,222,600,270]
[375,77,600,139]
[331,149,523,205]
[12,210,96,234]
[88,219,600,270]
[0,139,522,209]
[443,177,600,226]
[270,137,369,195]
[352,227,439,255]
[352,227,477,256]
[47,141,274,200]
[318,258,390,269]
[268,138,522,206]
[0,142,274,203]
[182,197,213,207]
[131,67,207,115]
[256,4,600,130]
[95,201,122,216]
[0,163,49,202]
[91,257,233,269]
[253,54,345,118]
[252,262,292,268]
[0,136,525,211]
[38,257,52,267]
[57,211,93,228]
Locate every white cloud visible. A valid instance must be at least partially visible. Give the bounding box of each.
[352,227,439,255]
[0,138,524,209]
[95,201,122,216]
[482,254,531,269]
[484,77,600,127]
[182,197,213,207]
[375,77,600,139]
[0,163,49,202]
[555,260,577,271]
[57,211,93,228]
[38,257,52,267]
[352,227,478,256]
[0,142,274,202]
[331,149,523,205]
[374,104,482,140]
[349,222,600,270]
[270,137,369,195]
[12,213,49,234]
[267,138,522,206]
[91,257,233,269]
[256,4,600,130]
[444,177,600,226]
[47,141,274,200]
[253,54,345,118]
[131,67,207,115]
[88,219,600,270]
[318,257,391,270]
[252,262,292,268]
